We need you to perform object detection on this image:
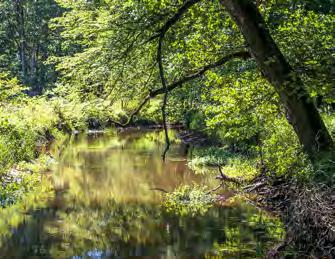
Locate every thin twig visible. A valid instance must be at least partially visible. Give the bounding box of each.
[149,187,169,193]
[206,183,223,195]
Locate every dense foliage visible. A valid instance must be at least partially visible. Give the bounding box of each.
[0,0,334,257]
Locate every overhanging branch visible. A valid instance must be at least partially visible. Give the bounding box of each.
[111,0,204,130]
[150,51,251,96]
[157,35,170,160]
[108,50,251,127]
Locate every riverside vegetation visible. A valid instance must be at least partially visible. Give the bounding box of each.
[0,0,334,257]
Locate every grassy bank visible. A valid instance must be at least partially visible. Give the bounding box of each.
[0,96,64,208]
[0,73,99,209]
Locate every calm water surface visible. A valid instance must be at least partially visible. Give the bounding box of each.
[0,129,283,257]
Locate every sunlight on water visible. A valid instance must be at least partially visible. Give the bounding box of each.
[0,129,284,257]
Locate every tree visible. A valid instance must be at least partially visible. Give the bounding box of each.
[220,0,334,159]
[0,0,63,92]
[50,0,334,160]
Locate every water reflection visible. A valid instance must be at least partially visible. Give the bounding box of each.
[0,129,283,257]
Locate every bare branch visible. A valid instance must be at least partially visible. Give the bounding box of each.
[149,187,169,193]
[216,166,243,185]
[150,0,202,159]
[206,183,224,195]
[157,35,170,161]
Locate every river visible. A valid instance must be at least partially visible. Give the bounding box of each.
[0,129,283,257]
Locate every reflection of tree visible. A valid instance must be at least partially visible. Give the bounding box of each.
[0,192,283,257]
[0,130,284,257]
[43,199,283,257]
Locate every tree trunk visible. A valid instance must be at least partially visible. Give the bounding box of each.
[15,0,26,82]
[30,45,37,86]
[220,0,333,158]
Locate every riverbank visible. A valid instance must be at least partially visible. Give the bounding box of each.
[0,128,285,257]
[186,142,335,257]
[0,114,333,257]
[0,74,118,209]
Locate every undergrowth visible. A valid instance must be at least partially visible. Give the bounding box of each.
[187,146,257,180]
[186,115,335,257]
[0,154,55,207]
[0,73,108,209]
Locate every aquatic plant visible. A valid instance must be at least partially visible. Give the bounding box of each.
[163,185,216,216]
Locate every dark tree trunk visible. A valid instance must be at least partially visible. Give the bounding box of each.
[221,0,334,158]
[15,0,26,82]
[30,45,37,85]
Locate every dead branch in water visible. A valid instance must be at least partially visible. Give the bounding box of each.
[243,181,267,192]
[149,187,169,193]
[206,166,246,195]
[206,183,224,195]
[215,166,244,185]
